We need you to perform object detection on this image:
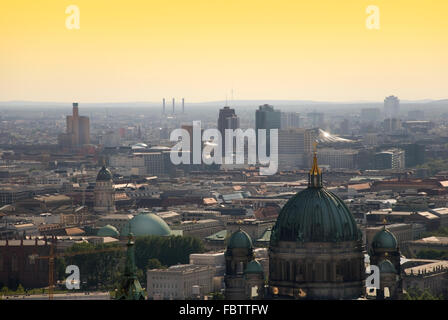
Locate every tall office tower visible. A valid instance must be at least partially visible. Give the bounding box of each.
[181,124,204,165]
[384,95,400,119]
[374,148,405,170]
[383,118,402,132]
[59,102,90,148]
[218,106,240,154]
[306,112,325,128]
[360,108,381,123]
[162,98,166,115]
[278,128,305,170]
[172,98,175,114]
[281,112,301,129]
[255,104,281,157]
[182,98,185,114]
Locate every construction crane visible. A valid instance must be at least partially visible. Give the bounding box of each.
[34,240,125,300]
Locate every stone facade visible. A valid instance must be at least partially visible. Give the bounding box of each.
[269,240,365,299]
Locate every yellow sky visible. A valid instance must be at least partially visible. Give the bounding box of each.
[0,0,447,102]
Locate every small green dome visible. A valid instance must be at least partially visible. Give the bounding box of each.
[122,212,171,237]
[97,224,120,237]
[371,228,398,251]
[271,188,361,243]
[228,229,253,249]
[378,259,396,274]
[97,166,113,181]
[244,260,264,274]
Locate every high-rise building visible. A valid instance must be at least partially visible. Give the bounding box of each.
[384,95,400,119]
[255,104,281,157]
[218,106,240,154]
[374,148,405,170]
[281,112,301,129]
[278,128,305,170]
[59,102,90,148]
[402,143,425,168]
[383,118,402,132]
[181,124,204,165]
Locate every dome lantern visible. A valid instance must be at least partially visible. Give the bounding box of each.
[308,142,323,188]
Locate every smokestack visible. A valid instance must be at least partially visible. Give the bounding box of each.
[182,98,185,113]
[162,98,165,115]
[172,98,175,114]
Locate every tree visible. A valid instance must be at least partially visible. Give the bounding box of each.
[134,235,205,269]
[16,284,25,294]
[404,287,443,300]
[1,286,8,296]
[133,235,205,285]
[57,242,125,290]
[147,258,164,270]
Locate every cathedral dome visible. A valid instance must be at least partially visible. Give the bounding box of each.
[97,224,120,237]
[378,259,397,274]
[270,153,361,244]
[271,188,361,243]
[122,212,172,237]
[96,166,113,181]
[371,228,398,251]
[227,229,253,249]
[244,260,264,274]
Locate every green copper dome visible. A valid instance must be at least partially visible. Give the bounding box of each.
[371,228,398,251]
[97,166,113,181]
[244,259,264,274]
[122,212,172,237]
[227,229,253,249]
[97,224,120,237]
[270,187,361,244]
[378,259,396,274]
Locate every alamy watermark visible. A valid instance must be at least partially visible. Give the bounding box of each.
[366,5,380,30]
[65,5,80,30]
[170,121,278,175]
[65,265,80,289]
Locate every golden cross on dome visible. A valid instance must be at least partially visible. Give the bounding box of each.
[309,141,321,176]
[313,141,318,155]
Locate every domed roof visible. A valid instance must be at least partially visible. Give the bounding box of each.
[378,259,396,274]
[271,187,361,244]
[97,166,113,181]
[227,229,253,249]
[371,227,398,251]
[270,152,361,244]
[97,224,120,237]
[122,212,172,237]
[244,260,264,274]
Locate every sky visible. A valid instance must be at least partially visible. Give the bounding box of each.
[0,0,447,103]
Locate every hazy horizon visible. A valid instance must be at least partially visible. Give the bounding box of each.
[1,1,448,102]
